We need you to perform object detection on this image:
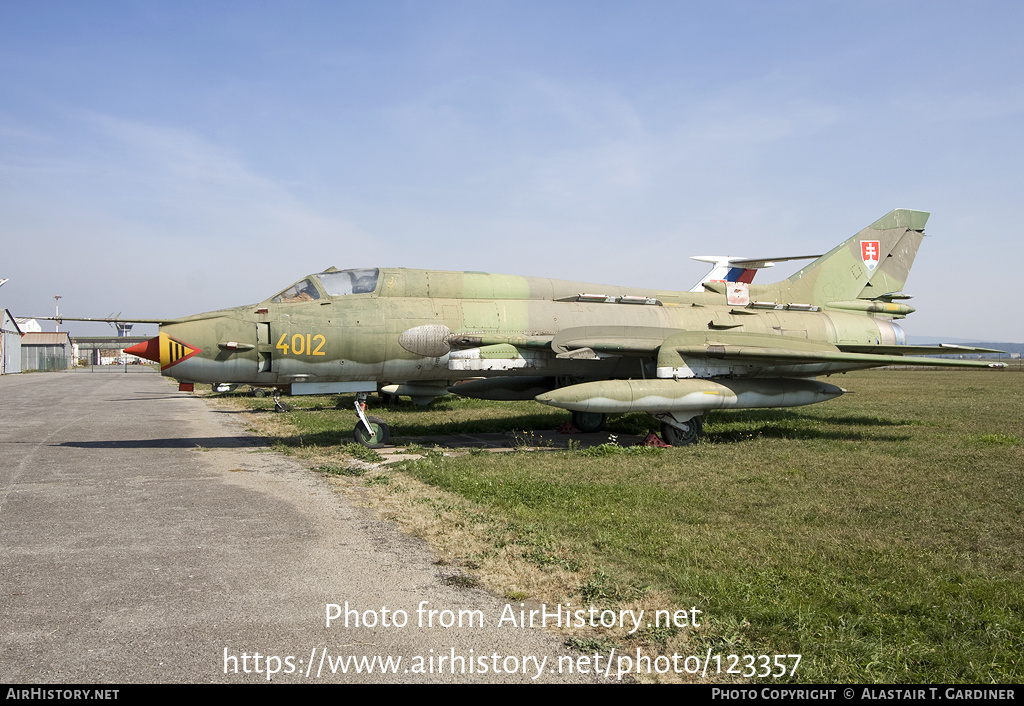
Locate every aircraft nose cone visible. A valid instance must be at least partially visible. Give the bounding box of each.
[124,336,160,363]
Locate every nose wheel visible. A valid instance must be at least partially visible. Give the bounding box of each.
[272,388,291,413]
[353,393,390,448]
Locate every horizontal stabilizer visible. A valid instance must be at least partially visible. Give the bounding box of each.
[690,254,821,292]
[690,254,823,269]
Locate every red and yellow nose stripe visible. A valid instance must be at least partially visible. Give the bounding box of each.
[124,332,201,371]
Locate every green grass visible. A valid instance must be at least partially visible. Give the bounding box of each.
[221,369,1024,683]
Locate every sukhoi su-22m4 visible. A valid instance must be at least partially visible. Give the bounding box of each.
[103,209,1003,447]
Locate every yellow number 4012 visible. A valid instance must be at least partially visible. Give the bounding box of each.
[277,333,327,356]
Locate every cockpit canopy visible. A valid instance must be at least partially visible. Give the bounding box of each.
[270,268,379,303]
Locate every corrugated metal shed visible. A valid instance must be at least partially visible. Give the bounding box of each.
[23,332,73,345]
[21,331,73,372]
[2,309,22,374]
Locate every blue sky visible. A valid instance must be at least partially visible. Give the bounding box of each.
[2,1,1023,341]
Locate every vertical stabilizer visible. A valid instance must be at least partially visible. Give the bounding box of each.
[754,209,928,305]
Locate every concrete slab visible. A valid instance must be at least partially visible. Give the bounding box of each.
[0,368,602,683]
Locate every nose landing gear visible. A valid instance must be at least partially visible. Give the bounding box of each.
[272,388,291,413]
[353,392,390,448]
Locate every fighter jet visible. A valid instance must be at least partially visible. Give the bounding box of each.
[59,208,1003,447]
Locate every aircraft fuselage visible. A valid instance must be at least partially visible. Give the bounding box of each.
[148,267,908,392]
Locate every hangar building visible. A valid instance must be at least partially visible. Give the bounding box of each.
[20,331,74,372]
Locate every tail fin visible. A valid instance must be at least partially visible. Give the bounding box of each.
[754,209,929,306]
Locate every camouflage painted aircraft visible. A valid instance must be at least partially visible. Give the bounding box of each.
[66,208,1005,447]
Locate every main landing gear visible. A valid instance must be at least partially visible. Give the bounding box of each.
[571,410,607,434]
[656,413,703,446]
[353,392,390,448]
[566,410,703,446]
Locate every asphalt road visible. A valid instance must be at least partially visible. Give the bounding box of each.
[0,368,602,683]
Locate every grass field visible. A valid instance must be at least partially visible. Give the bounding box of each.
[221,368,1023,683]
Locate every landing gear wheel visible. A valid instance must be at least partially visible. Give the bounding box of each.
[660,417,702,446]
[251,387,267,398]
[353,416,390,449]
[571,411,607,433]
[272,389,291,413]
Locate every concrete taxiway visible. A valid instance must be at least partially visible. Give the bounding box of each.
[0,368,601,683]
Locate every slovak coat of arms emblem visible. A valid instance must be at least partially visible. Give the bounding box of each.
[861,240,880,270]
